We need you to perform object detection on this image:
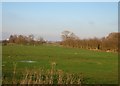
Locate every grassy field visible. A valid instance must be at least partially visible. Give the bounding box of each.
[2,44,118,84]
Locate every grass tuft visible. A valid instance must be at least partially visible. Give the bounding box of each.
[2,62,83,85]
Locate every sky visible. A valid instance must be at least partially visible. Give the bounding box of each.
[2,2,118,41]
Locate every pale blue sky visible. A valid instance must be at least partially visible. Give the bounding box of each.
[2,2,118,41]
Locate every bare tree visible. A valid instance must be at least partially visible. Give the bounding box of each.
[36,36,45,44]
[61,30,79,41]
[61,30,79,47]
[9,35,17,43]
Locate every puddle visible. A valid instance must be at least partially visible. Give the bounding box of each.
[19,60,37,63]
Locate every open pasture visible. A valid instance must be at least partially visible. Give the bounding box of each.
[2,45,118,84]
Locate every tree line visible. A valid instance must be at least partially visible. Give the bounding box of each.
[60,31,120,52]
[2,34,46,45]
[2,31,120,52]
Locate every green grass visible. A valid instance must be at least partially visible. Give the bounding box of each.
[2,44,118,84]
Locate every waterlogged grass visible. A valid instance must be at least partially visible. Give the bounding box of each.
[2,44,118,84]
